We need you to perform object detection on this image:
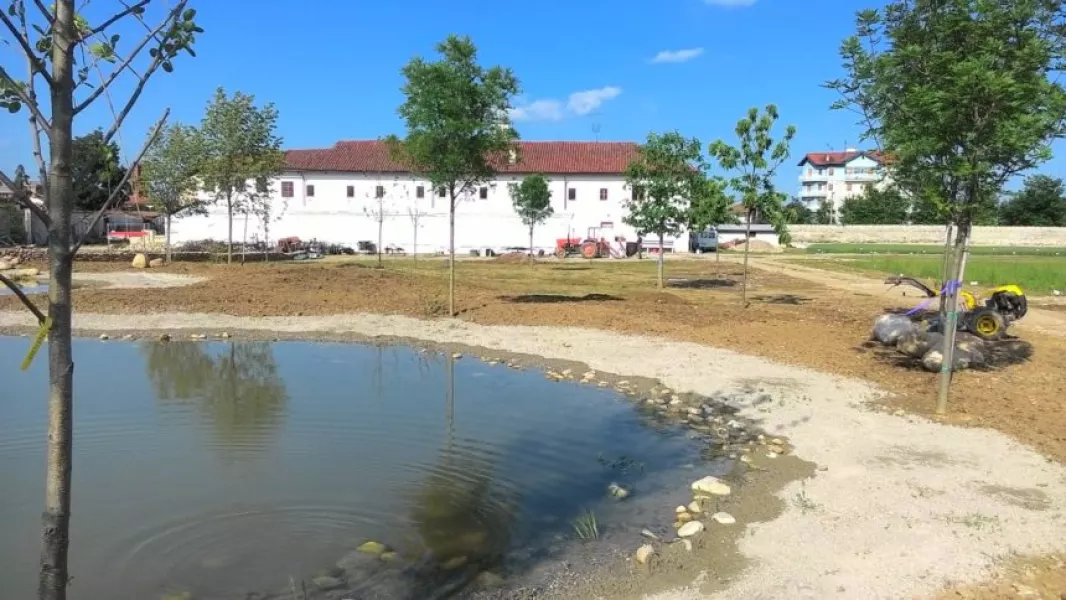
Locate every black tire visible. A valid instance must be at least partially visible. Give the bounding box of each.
[968,307,1005,341]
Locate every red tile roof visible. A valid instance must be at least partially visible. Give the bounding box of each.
[284,140,641,175]
[797,150,885,167]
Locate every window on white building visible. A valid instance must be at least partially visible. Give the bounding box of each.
[828,168,835,176]
[568,188,576,201]
[281,181,294,198]
[599,188,608,200]
[437,187,446,198]
[375,185,384,198]
[346,185,354,198]
[306,185,315,197]
[479,186,488,199]
[416,186,425,199]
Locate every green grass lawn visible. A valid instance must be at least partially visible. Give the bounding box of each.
[787,254,1066,293]
[803,243,1066,256]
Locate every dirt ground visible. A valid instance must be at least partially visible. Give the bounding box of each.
[4,255,1065,598]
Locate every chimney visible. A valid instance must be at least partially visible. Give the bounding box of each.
[508,146,517,166]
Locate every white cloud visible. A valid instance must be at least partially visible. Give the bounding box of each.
[650,48,705,64]
[704,0,756,6]
[567,87,623,116]
[509,100,564,122]
[509,86,623,122]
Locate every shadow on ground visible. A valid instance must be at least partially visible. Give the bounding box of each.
[500,293,624,304]
[752,294,812,306]
[666,278,737,290]
[859,338,1034,371]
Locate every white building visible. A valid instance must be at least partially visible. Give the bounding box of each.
[797,149,888,217]
[171,140,682,254]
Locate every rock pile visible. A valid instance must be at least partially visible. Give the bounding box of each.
[870,313,994,372]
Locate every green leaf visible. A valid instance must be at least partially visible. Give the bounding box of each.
[6,101,22,114]
[183,8,197,20]
[162,61,173,73]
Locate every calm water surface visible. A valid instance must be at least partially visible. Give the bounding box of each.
[0,339,704,599]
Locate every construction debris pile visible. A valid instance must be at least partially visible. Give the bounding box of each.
[869,313,1032,372]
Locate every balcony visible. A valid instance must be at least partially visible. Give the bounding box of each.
[844,168,885,180]
[798,187,828,197]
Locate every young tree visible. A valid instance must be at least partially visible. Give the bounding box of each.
[363,184,395,268]
[71,129,127,211]
[687,175,736,266]
[198,88,284,264]
[839,186,910,224]
[827,0,1066,413]
[390,35,519,316]
[407,190,428,262]
[999,175,1066,226]
[509,173,553,265]
[709,106,797,305]
[624,131,706,288]
[140,124,205,262]
[0,2,200,597]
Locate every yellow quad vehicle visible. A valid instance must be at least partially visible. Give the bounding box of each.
[884,276,1027,340]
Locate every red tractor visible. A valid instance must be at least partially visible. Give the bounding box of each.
[555,228,612,259]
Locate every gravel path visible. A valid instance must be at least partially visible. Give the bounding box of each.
[1,310,1064,599]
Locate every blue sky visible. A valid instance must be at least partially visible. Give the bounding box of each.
[1,0,1062,191]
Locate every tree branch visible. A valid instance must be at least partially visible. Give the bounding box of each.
[0,9,53,87]
[82,0,152,40]
[72,108,170,254]
[33,0,54,23]
[73,5,175,115]
[0,64,53,132]
[0,274,47,324]
[0,169,50,227]
[18,3,51,194]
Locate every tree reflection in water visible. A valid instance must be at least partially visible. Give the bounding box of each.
[405,354,521,594]
[142,341,288,458]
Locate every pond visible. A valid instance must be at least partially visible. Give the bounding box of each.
[0,338,716,599]
[0,279,47,296]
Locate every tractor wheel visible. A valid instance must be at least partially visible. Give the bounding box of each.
[555,246,566,259]
[581,241,599,259]
[968,307,1006,340]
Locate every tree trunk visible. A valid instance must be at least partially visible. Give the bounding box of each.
[715,226,721,274]
[449,193,456,317]
[938,222,954,316]
[936,222,971,414]
[412,217,418,263]
[529,225,535,267]
[240,211,248,265]
[165,213,172,264]
[657,232,665,288]
[41,3,76,598]
[377,215,383,268]
[226,193,233,264]
[742,210,753,306]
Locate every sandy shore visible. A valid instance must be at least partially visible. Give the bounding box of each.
[2,310,1065,599]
